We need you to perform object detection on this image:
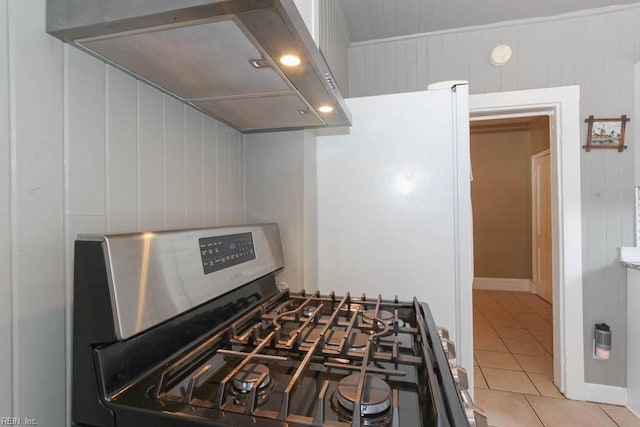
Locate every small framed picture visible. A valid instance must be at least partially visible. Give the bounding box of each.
[583,115,630,152]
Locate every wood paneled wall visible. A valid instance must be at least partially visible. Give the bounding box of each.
[348,5,640,387]
[0,0,245,424]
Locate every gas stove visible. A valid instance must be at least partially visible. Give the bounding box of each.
[72,224,486,426]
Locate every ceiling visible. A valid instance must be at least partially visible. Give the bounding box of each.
[341,0,640,43]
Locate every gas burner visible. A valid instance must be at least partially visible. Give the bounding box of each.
[232,363,271,392]
[363,310,404,327]
[345,330,370,351]
[332,374,393,425]
[229,363,274,406]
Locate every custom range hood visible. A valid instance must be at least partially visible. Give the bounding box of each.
[47,0,351,132]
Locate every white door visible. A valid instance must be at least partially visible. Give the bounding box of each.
[532,150,552,303]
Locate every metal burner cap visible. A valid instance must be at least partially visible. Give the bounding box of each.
[336,374,392,415]
[362,310,404,327]
[363,310,394,325]
[303,305,318,317]
[232,363,271,392]
[347,331,370,351]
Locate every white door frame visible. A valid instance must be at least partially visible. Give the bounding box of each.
[469,86,587,400]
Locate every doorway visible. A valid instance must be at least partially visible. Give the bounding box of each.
[469,87,586,401]
[470,115,556,398]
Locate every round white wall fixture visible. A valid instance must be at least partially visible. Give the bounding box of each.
[490,44,512,66]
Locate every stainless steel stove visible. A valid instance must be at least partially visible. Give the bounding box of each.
[72,224,486,426]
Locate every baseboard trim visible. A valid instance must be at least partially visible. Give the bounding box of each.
[570,382,628,405]
[473,277,532,292]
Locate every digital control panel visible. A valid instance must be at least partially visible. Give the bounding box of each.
[199,232,255,274]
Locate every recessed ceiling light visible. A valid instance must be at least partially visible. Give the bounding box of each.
[280,54,301,67]
[318,105,334,114]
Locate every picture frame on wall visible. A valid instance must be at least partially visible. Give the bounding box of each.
[583,115,630,152]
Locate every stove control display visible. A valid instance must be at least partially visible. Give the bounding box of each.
[199,232,255,274]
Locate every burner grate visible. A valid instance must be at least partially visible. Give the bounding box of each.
[152,291,438,426]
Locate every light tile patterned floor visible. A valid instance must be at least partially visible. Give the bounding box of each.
[473,289,640,427]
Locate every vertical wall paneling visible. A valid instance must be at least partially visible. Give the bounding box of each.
[404,38,418,91]
[416,37,429,89]
[12,0,65,424]
[302,131,318,292]
[66,47,106,221]
[347,5,640,387]
[244,130,311,292]
[545,21,563,88]
[163,96,186,228]
[203,118,218,226]
[469,29,501,94]
[427,35,444,86]
[185,108,204,228]
[231,129,244,224]
[216,123,232,225]
[1,2,246,423]
[0,0,11,416]
[106,66,138,233]
[516,23,547,90]
[498,26,518,91]
[138,83,164,231]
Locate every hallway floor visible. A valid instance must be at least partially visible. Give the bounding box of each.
[473,289,640,427]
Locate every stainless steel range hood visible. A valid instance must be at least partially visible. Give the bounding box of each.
[47,0,351,133]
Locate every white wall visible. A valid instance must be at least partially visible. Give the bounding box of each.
[348,4,640,388]
[0,0,245,424]
[244,130,318,293]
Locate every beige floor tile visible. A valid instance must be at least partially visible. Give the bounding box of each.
[527,373,563,398]
[474,334,509,352]
[475,366,488,389]
[475,321,495,334]
[490,291,520,300]
[474,388,543,427]
[481,367,539,394]
[514,353,553,374]
[525,395,617,427]
[528,329,553,354]
[475,350,522,370]
[499,300,536,313]
[599,404,640,426]
[501,334,549,356]
[513,312,552,330]
[484,313,524,328]
[494,326,531,339]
